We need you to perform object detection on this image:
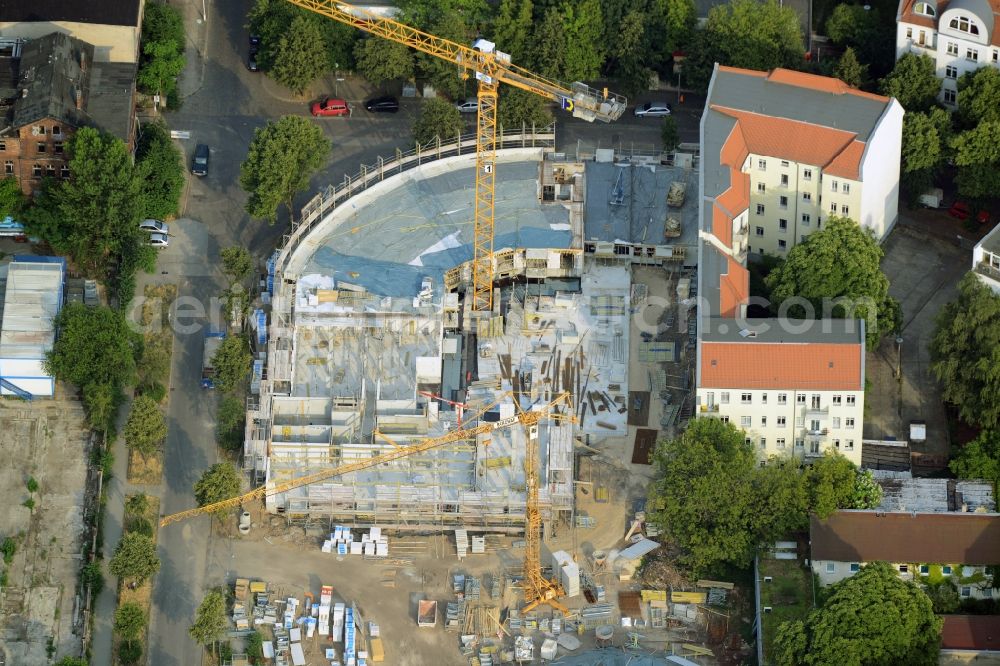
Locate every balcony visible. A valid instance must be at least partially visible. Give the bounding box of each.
[805,428,828,437]
[700,404,720,413]
[805,405,829,417]
[905,38,935,54]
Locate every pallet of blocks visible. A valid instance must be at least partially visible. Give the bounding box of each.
[455,529,469,558]
[319,585,333,637]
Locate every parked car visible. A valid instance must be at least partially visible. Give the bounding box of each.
[249,34,261,53]
[364,95,399,113]
[634,102,672,117]
[247,53,259,72]
[311,97,351,117]
[949,201,990,224]
[191,143,209,176]
[455,98,479,113]
[148,233,170,248]
[139,218,168,234]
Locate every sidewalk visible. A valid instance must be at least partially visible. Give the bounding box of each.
[172,0,210,100]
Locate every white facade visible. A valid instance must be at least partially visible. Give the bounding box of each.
[896,0,1000,106]
[858,101,904,239]
[972,223,1000,294]
[0,257,65,398]
[814,560,996,600]
[697,387,864,464]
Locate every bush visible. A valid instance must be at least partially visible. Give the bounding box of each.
[118,640,142,665]
[81,561,105,596]
[1,537,15,565]
[138,381,167,403]
[127,517,154,537]
[165,87,182,110]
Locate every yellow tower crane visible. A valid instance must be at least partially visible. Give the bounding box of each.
[286,0,627,311]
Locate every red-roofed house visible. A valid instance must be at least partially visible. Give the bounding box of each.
[896,0,1000,107]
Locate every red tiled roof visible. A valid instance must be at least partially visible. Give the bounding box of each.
[897,0,1000,47]
[941,615,1000,651]
[712,204,732,248]
[825,141,867,180]
[717,65,889,102]
[712,106,865,177]
[810,512,1000,564]
[719,257,748,318]
[700,341,863,390]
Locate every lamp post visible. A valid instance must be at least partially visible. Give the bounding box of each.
[895,336,904,380]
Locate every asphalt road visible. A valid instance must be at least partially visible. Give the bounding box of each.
[130,0,704,663]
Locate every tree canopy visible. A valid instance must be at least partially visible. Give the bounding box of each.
[497,89,553,130]
[0,176,25,220]
[950,430,1000,494]
[901,108,951,195]
[879,54,940,113]
[136,120,184,220]
[772,562,942,666]
[930,273,1000,429]
[137,2,186,100]
[765,217,899,349]
[271,15,328,95]
[221,247,254,284]
[194,462,242,512]
[824,3,893,78]
[957,66,1000,128]
[247,0,356,72]
[108,533,160,584]
[240,116,330,224]
[123,395,167,457]
[951,121,1000,199]
[834,47,867,89]
[412,97,464,145]
[190,589,228,654]
[114,602,147,642]
[211,335,252,394]
[353,38,414,88]
[491,0,534,62]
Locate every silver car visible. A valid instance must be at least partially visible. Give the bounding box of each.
[148,232,170,248]
[455,98,479,113]
[139,218,168,234]
[634,102,672,117]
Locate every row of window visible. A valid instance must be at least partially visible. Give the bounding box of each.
[740,433,855,453]
[29,125,63,137]
[713,391,857,407]
[752,165,851,193]
[739,414,855,429]
[756,202,849,217]
[943,40,999,62]
[5,161,70,179]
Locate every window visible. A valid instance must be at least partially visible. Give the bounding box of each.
[741,392,752,404]
[756,204,765,215]
[0,140,5,150]
[761,393,767,404]
[795,417,804,428]
[967,48,978,62]
[831,180,838,193]
[850,563,860,572]
[985,588,993,598]
[961,586,971,597]
[914,1,935,15]
[826,562,836,573]
[776,438,786,449]
[947,41,959,56]
[31,164,41,177]
[721,392,730,404]
[745,437,753,446]
[842,183,850,195]
[832,417,841,429]
[802,213,810,225]
[944,88,957,104]
[802,192,812,202]
[761,416,767,427]
[758,159,766,170]
[995,50,999,63]
[777,416,786,427]
[778,393,787,405]
[757,182,766,193]
[52,125,61,136]
[899,564,908,573]
[844,440,854,451]
[834,439,840,449]
[60,166,69,179]
[37,142,46,153]
[756,226,764,236]
[906,26,913,39]
[720,416,730,423]
[833,395,842,405]
[795,439,804,449]
[779,219,788,230]
[950,16,980,35]
[796,394,806,404]
[760,437,766,448]
[741,416,751,427]
[811,395,820,408]
[920,565,929,575]
[780,174,789,187]
[841,205,849,216]
[803,169,812,180]
[846,418,855,429]
[780,160,789,167]
[779,195,788,208]
[31,125,43,135]
[810,441,820,454]
[45,165,55,177]
[3,161,11,174]
[778,239,787,249]
[830,202,838,213]
[846,395,856,406]
[946,65,958,79]
[801,235,808,243]
[54,142,63,154]
[810,419,821,431]
[943,566,953,575]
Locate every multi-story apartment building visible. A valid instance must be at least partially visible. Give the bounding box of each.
[707,67,903,258]
[895,0,1000,106]
[694,65,904,465]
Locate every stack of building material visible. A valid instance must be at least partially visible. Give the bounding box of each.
[455,529,469,558]
[540,638,559,660]
[417,599,437,627]
[344,606,356,665]
[234,578,249,602]
[551,551,580,597]
[471,535,486,554]
[489,572,502,599]
[514,636,534,661]
[464,576,481,600]
[446,600,466,629]
[332,603,345,642]
[453,574,466,596]
[319,585,333,637]
[579,603,616,629]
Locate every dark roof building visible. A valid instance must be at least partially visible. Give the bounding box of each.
[0,0,141,26]
[0,0,143,64]
[941,615,1000,652]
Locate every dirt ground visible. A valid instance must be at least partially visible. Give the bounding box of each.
[0,393,92,664]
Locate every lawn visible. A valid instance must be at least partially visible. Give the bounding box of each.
[759,557,813,663]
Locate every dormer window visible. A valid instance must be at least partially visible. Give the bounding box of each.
[949,16,980,35]
[914,2,935,16]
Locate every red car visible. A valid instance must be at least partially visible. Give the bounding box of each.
[311,97,350,117]
[949,201,990,224]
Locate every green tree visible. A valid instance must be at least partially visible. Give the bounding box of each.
[879,53,940,113]
[950,430,1000,494]
[529,6,568,80]
[497,88,553,130]
[221,247,254,284]
[607,10,651,98]
[773,562,942,666]
[834,47,867,88]
[142,1,185,48]
[418,12,474,100]
[114,602,146,642]
[82,382,121,433]
[957,66,1000,128]
[240,116,331,224]
[123,395,166,457]
[765,217,899,348]
[412,97,464,145]
[925,580,961,613]
[211,335,252,394]
[931,274,1000,429]
[271,15,328,95]
[651,0,697,62]
[850,468,883,509]
[491,0,534,62]
[805,452,858,518]
[54,658,88,666]
[752,458,810,542]
[190,589,227,657]
[0,177,25,219]
[648,418,760,574]
[561,0,606,82]
[194,462,242,512]
[901,108,951,195]
[951,121,1000,198]
[137,2,185,98]
[108,533,160,584]
[125,492,150,517]
[353,38,414,88]
[217,395,246,451]
[136,120,184,219]
[661,116,680,152]
[246,631,264,661]
[45,304,138,390]
[118,642,142,666]
[824,3,893,77]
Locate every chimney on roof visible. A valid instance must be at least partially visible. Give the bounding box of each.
[74,88,82,110]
